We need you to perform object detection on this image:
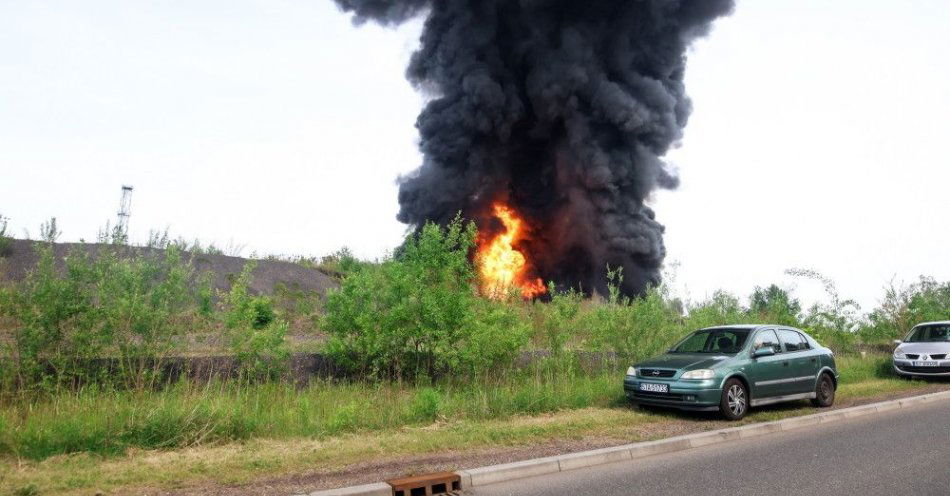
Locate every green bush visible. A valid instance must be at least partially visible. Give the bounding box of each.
[683,290,754,329]
[322,216,529,379]
[97,245,196,386]
[748,284,802,326]
[409,387,442,421]
[222,262,290,379]
[1,240,208,389]
[585,268,683,361]
[316,247,367,278]
[858,277,950,346]
[3,243,99,386]
[535,285,583,357]
[906,278,950,322]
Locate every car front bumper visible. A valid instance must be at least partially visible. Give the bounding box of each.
[893,360,950,377]
[623,376,721,411]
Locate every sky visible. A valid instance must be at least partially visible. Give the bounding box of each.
[1,0,948,312]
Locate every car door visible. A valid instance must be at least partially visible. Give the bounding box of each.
[746,329,786,398]
[776,329,817,394]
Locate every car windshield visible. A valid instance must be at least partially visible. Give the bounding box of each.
[670,328,751,354]
[905,324,950,343]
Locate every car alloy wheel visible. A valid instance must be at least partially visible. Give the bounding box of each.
[720,378,748,420]
[727,384,746,416]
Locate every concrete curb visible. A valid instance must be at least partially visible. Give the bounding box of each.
[301,482,391,496]
[307,389,950,495]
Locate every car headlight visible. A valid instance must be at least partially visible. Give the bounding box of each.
[626,366,637,377]
[893,350,906,359]
[681,369,715,380]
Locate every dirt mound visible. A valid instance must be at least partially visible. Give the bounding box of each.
[0,239,339,296]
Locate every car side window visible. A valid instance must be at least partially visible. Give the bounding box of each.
[778,329,807,353]
[752,330,782,354]
[796,332,811,350]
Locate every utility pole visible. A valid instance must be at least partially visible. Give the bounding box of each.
[117,185,133,239]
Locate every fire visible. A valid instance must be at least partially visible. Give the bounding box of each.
[476,203,546,299]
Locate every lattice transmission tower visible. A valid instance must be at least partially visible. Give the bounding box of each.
[116,185,134,238]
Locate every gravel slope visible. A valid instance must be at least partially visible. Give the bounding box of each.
[1,238,339,296]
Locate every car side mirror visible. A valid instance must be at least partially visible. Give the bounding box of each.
[752,347,775,359]
[893,340,902,345]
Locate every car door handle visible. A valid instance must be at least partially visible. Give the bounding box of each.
[811,358,817,363]
[782,361,789,366]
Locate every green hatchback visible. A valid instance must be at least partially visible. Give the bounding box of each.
[624,325,838,420]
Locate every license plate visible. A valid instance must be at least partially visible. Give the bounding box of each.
[912,361,939,367]
[639,382,669,393]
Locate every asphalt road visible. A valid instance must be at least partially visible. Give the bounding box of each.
[472,397,950,496]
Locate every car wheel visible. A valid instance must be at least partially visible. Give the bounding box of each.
[719,379,748,420]
[811,373,835,408]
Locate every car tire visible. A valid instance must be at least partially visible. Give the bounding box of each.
[810,373,835,408]
[719,378,748,420]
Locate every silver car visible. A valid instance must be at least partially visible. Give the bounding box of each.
[893,321,950,377]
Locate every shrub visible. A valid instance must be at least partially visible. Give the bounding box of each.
[683,290,754,330]
[316,247,367,278]
[905,277,950,324]
[748,284,802,326]
[222,262,290,379]
[2,237,207,389]
[860,277,950,345]
[323,216,529,379]
[409,387,442,422]
[585,267,683,361]
[3,242,98,386]
[535,285,583,357]
[97,245,197,387]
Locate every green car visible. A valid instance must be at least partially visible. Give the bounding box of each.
[624,325,838,420]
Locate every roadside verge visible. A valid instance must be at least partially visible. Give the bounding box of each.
[307,389,950,495]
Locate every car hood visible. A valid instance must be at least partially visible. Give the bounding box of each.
[897,342,950,354]
[635,353,732,371]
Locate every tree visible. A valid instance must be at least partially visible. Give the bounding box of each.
[749,284,802,326]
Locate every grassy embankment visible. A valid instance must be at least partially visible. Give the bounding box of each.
[1,220,947,495]
[2,354,944,496]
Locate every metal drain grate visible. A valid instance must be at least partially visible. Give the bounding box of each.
[387,471,461,496]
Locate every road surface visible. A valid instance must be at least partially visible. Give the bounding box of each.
[472,397,950,496]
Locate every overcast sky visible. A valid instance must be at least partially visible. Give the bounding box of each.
[1,0,947,311]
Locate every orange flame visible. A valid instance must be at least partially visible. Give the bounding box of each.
[476,203,546,299]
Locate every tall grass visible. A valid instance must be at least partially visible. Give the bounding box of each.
[0,353,925,462]
[835,354,894,384]
[0,360,621,461]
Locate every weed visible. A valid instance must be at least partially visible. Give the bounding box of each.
[13,484,39,496]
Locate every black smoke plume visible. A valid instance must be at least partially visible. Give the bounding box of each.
[334,0,734,296]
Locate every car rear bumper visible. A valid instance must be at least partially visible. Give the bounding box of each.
[893,361,950,376]
[623,377,721,411]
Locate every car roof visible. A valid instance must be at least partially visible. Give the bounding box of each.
[700,324,765,330]
[699,324,806,332]
[915,321,950,326]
